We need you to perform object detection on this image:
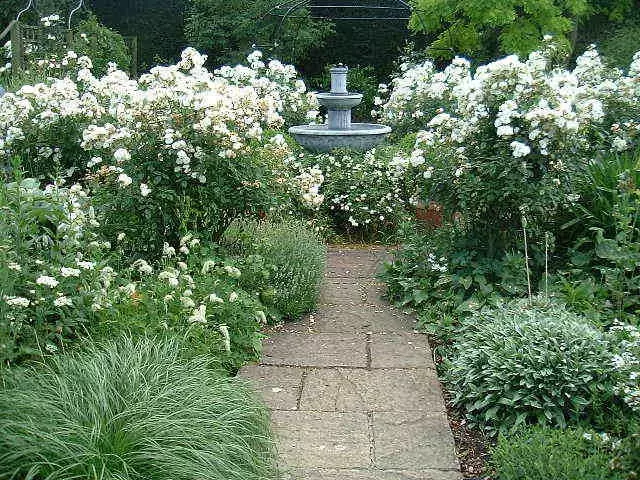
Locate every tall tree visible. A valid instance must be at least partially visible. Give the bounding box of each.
[409,0,634,61]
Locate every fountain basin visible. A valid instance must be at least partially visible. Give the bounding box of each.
[289,123,391,152]
[316,92,363,110]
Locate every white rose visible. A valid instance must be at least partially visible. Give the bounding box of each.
[113,148,131,163]
[117,174,132,187]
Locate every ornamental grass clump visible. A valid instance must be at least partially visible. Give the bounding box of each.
[445,297,616,434]
[0,336,277,480]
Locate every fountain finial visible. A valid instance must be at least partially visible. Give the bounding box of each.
[330,65,349,95]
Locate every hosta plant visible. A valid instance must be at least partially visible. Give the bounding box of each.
[445,297,617,434]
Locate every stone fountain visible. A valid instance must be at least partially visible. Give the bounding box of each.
[289,65,391,152]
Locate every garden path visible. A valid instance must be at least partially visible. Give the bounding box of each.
[239,247,462,480]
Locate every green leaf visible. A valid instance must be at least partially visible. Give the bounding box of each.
[460,276,472,290]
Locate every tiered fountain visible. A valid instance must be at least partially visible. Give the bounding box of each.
[289,65,391,152]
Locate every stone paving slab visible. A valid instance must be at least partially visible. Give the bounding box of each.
[238,365,302,411]
[324,249,390,278]
[239,246,460,479]
[370,332,434,369]
[325,260,379,279]
[308,305,416,333]
[261,333,367,368]
[373,411,460,471]
[361,280,389,306]
[300,368,444,412]
[318,280,390,306]
[272,411,371,469]
[325,249,392,279]
[319,281,366,305]
[286,468,462,480]
[326,247,390,259]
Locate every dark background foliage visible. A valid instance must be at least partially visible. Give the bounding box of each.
[89,0,187,70]
[0,0,419,83]
[1,0,638,83]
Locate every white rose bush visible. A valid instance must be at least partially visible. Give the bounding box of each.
[0,45,328,367]
[375,43,640,254]
[0,47,319,257]
[97,236,268,370]
[307,146,415,232]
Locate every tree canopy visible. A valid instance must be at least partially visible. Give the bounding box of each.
[409,0,635,61]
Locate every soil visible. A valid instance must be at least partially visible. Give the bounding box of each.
[427,334,494,480]
[442,390,494,479]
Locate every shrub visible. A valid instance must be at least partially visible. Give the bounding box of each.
[375,43,640,258]
[97,237,266,371]
[445,298,616,434]
[305,145,415,235]
[0,336,277,479]
[610,322,640,414]
[71,14,132,76]
[184,0,333,67]
[492,426,623,480]
[613,425,640,478]
[0,174,110,365]
[598,12,640,68]
[223,219,326,320]
[0,47,319,257]
[0,12,130,81]
[554,149,640,324]
[379,222,528,326]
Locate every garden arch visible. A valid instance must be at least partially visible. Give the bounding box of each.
[257,0,428,58]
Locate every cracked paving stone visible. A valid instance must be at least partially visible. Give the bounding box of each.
[299,368,445,412]
[324,251,382,278]
[237,365,303,411]
[370,332,434,369]
[308,305,415,333]
[239,247,459,478]
[373,411,460,471]
[361,281,389,305]
[272,411,371,469]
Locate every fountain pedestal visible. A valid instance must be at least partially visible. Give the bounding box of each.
[289,65,391,152]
